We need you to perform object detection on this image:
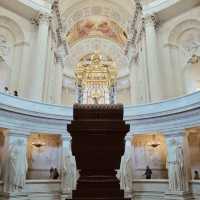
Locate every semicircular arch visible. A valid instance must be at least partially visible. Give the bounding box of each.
[65,37,129,78]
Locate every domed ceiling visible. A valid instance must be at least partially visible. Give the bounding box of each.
[59,0,137,89]
[66,16,128,47]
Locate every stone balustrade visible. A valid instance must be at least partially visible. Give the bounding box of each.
[0,92,200,199]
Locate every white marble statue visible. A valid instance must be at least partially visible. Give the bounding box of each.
[117,139,133,195]
[175,145,189,191]
[61,146,79,193]
[167,138,188,192]
[2,139,28,192]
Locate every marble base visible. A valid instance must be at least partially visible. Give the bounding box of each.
[61,193,72,200]
[124,191,133,199]
[0,192,29,200]
[164,191,194,200]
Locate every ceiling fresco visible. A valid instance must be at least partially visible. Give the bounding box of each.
[66,16,128,47]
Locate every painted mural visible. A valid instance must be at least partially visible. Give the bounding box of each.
[66,16,127,47]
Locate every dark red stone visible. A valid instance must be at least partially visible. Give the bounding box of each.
[67,104,130,200]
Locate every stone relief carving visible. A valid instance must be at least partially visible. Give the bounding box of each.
[179,29,200,65]
[0,35,10,64]
[187,54,200,64]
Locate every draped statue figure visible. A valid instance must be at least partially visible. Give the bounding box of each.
[167,138,188,192]
[61,145,79,193]
[117,139,133,195]
[3,139,28,192]
[175,145,189,191]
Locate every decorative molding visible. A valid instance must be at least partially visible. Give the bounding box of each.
[164,43,179,49]
[62,5,129,34]
[187,54,200,64]
[14,41,30,47]
[144,13,160,30]
[38,12,52,24]
[125,0,143,55]
[52,0,68,48]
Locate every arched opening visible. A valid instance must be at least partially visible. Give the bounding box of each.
[132,133,168,179]
[187,128,200,180]
[27,133,62,180]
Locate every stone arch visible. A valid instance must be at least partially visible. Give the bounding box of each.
[132,133,168,179]
[62,0,132,33]
[166,19,200,95]
[168,19,200,45]
[187,128,200,179]
[65,37,129,79]
[0,15,25,43]
[0,16,25,91]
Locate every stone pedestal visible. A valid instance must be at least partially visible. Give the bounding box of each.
[67,104,130,200]
[60,193,72,200]
[164,192,194,200]
[0,192,28,200]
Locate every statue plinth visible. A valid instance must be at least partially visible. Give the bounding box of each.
[0,192,28,200]
[164,191,194,200]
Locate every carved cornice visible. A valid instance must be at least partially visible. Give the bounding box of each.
[164,129,186,138]
[1,91,200,138]
[73,103,123,110]
[187,54,200,65]
[7,129,30,138]
[31,12,51,26]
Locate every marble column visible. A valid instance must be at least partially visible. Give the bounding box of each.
[164,43,183,98]
[43,30,55,104]
[144,14,163,102]
[54,54,63,104]
[164,129,192,200]
[30,13,50,101]
[129,58,138,104]
[0,129,29,200]
[17,41,32,98]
